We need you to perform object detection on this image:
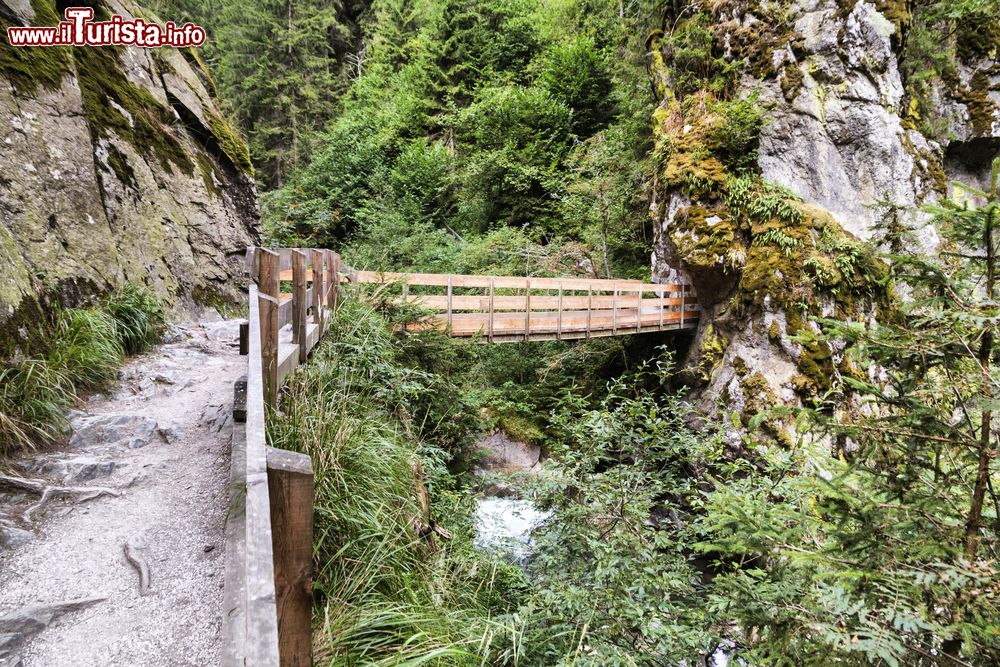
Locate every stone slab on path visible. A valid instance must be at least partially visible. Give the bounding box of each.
[0,319,243,666]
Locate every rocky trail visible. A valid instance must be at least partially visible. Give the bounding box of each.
[0,318,243,667]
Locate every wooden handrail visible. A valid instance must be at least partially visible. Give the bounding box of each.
[224,245,699,666]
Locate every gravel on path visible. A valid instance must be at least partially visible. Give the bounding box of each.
[0,318,243,667]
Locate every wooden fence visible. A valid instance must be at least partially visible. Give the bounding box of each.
[221,247,698,666]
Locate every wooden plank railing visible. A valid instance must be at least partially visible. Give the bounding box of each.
[223,247,337,667]
[350,270,699,342]
[222,246,698,666]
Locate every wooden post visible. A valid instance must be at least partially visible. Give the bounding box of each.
[636,286,643,333]
[326,251,337,310]
[488,278,495,343]
[311,250,324,335]
[586,286,592,339]
[557,285,563,340]
[524,279,531,342]
[267,447,314,667]
[680,285,686,329]
[659,287,665,329]
[446,275,453,336]
[612,284,618,334]
[239,321,249,356]
[292,251,307,363]
[258,250,281,407]
[402,274,409,303]
[259,293,279,408]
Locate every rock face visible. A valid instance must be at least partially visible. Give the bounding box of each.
[0,0,259,355]
[648,0,999,434]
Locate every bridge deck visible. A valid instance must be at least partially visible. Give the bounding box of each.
[344,270,699,342]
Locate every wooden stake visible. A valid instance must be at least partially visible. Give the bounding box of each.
[446,275,453,336]
[488,278,495,343]
[258,250,281,407]
[291,251,307,363]
[524,279,531,342]
[311,250,323,335]
[266,447,314,667]
[659,287,664,329]
[557,285,563,340]
[636,285,643,332]
[680,285,686,329]
[586,287,592,339]
[259,293,279,408]
[612,284,618,334]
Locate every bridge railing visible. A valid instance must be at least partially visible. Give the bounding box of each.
[223,247,340,667]
[351,270,699,342]
[222,247,698,666]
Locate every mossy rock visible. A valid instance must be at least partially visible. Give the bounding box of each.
[697,323,727,382]
[205,108,253,175]
[75,44,195,177]
[0,0,71,95]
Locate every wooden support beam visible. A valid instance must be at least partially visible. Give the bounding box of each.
[311,250,324,337]
[243,283,281,665]
[266,447,314,667]
[524,279,531,343]
[557,285,563,340]
[446,275,453,336]
[291,251,308,364]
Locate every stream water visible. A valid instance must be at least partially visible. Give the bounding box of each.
[474,496,548,562]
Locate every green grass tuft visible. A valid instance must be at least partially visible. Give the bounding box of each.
[104,284,165,355]
[0,284,165,453]
[48,308,124,391]
[0,359,74,453]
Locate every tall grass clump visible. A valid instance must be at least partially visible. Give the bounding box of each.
[268,298,525,665]
[104,284,165,355]
[47,308,124,390]
[0,284,165,454]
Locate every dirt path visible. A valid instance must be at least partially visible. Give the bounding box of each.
[0,318,243,667]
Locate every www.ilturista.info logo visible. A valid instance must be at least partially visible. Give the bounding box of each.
[6,7,205,48]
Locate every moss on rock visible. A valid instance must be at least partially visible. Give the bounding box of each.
[698,324,727,381]
[0,0,71,95]
[205,108,253,175]
[75,43,195,176]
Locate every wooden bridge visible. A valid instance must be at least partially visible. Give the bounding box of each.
[223,246,699,666]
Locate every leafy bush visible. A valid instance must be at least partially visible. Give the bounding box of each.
[268,299,521,664]
[536,35,615,135]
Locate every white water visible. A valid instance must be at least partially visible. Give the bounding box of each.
[474,496,548,562]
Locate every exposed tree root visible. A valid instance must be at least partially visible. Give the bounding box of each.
[0,475,121,523]
[124,540,151,595]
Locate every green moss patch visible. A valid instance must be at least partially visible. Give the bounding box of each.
[75,44,194,176]
[0,0,70,95]
[205,108,253,175]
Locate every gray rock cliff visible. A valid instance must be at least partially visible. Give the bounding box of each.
[648,0,999,436]
[0,0,259,354]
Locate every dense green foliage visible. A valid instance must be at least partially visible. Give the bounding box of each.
[262,0,659,280]
[268,298,525,664]
[0,286,165,453]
